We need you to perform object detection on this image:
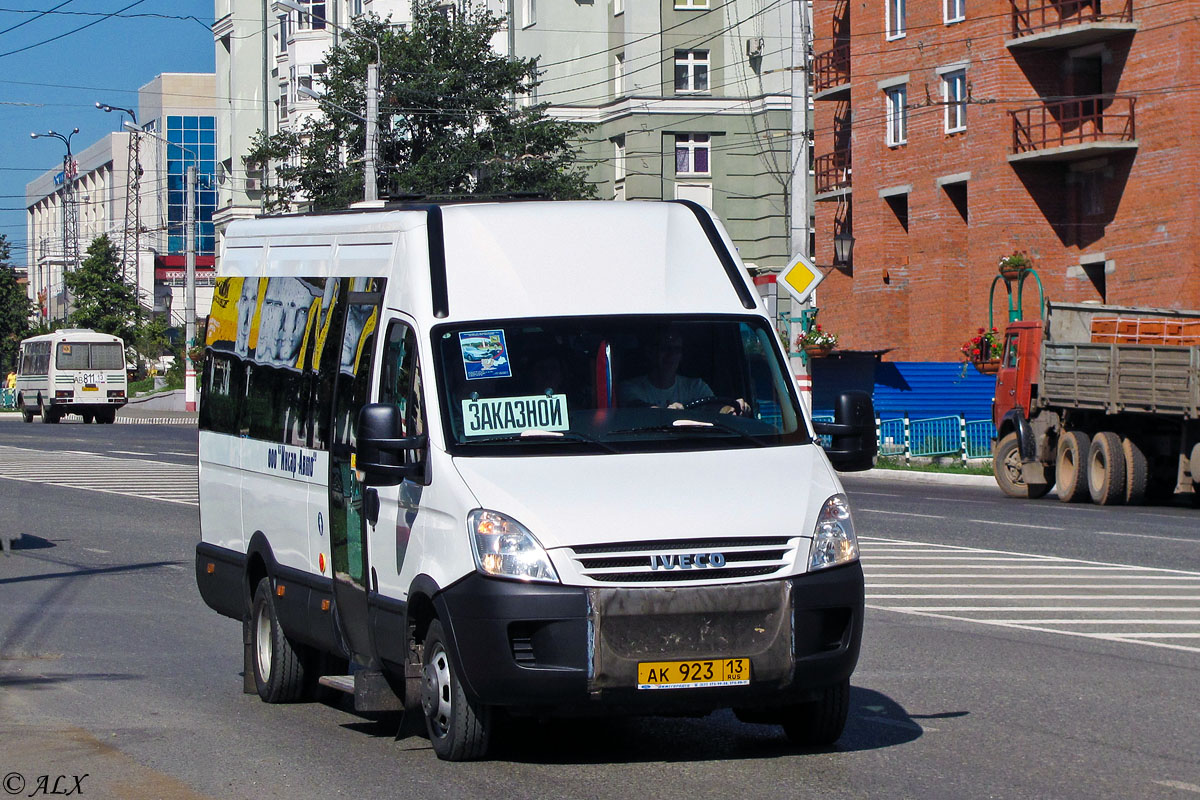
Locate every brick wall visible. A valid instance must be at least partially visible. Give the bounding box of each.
[811,0,1200,362]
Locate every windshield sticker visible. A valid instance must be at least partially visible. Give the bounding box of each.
[462,394,570,437]
[459,330,512,380]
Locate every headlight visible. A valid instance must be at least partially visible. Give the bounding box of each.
[468,509,559,583]
[808,494,858,571]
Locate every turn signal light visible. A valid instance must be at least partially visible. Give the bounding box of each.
[276,584,286,597]
[206,563,215,574]
[321,599,331,612]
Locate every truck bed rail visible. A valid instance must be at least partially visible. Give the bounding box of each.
[1040,342,1200,418]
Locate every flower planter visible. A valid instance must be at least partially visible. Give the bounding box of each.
[804,345,833,359]
[972,358,1002,375]
[999,265,1028,281]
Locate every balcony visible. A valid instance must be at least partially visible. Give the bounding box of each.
[1008,95,1137,163]
[813,42,850,100]
[1007,0,1136,50]
[815,149,852,199]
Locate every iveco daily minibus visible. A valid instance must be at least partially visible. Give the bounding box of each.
[195,200,876,761]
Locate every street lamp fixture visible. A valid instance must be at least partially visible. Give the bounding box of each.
[277,0,381,203]
[95,101,137,125]
[31,127,81,322]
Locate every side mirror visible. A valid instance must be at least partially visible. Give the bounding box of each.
[357,403,427,486]
[813,390,877,472]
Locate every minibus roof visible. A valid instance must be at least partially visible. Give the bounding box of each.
[220,200,762,323]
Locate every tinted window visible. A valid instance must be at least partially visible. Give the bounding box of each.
[56,343,90,370]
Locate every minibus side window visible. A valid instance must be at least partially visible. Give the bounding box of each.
[379,321,428,483]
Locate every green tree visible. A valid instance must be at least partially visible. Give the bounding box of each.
[248,0,595,212]
[0,235,33,374]
[64,234,140,344]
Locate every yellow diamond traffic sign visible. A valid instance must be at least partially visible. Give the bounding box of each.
[778,253,826,305]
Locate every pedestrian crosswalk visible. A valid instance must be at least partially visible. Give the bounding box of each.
[0,444,198,506]
[860,537,1200,655]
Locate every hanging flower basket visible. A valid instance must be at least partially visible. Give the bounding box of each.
[804,344,833,358]
[960,327,1003,377]
[998,251,1032,280]
[795,322,838,357]
[973,358,1002,375]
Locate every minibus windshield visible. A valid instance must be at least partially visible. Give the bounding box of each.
[433,315,811,455]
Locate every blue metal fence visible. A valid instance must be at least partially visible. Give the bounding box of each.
[0,388,15,409]
[813,411,997,462]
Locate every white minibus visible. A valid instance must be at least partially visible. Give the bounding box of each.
[195,200,876,761]
[16,329,128,423]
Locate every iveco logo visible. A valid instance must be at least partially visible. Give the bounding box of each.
[649,553,727,570]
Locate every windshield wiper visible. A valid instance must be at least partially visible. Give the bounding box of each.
[608,418,768,446]
[468,429,619,453]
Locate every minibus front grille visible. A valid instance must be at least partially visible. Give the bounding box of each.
[566,536,797,584]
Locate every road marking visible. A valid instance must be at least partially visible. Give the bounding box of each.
[1153,780,1200,794]
[862,536,1200,654]
[860,510,947,519]
[0,444,197,506]
[1091,530,1198,544]
[966,518,1067,530]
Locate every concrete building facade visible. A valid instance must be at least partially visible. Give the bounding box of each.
[25,73,219,331]
[810,0,1200,362]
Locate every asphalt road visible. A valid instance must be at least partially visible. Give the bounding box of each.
[1,421,1198,799]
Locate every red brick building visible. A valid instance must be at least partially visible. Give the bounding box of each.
[810,0,1200,361]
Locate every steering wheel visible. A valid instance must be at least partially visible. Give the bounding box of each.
[681,395,747,416]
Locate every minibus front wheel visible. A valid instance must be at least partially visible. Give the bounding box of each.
[421,619,491,761]
[781,677,850,747]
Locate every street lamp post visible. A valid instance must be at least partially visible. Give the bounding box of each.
[30,127,80,322]
[96,102,144,305]
[278,0,380,203]
[123,121,199,412]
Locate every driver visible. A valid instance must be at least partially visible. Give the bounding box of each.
[619,328,720,410]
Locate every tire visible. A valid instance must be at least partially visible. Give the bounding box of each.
[993,432,1051,499]
[82,412,94,424]
[98,408,117,424]
[781,678,850,747]
[19,398,33,423]
[1055,431,1091,503]
[421,619,491,761]
[250,577,309,703]
[1088,432,1127,505]
[40,402,59,424]
[1123,437,1149,506]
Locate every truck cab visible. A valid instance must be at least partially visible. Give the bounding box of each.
[992,320,1042,428]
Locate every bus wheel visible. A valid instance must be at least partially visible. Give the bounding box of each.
[19,398,33,423]
[421,619,490,761]
[40,403,59,424]
[781,678,850,747]
[1088,432,1126,505]
[97,408,116,424]
[1055,431,1091,502]
[82,412,95,424]
[250,577,309,703]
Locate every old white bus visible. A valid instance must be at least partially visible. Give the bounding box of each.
[195,201,876,761]
[16,329,128,423]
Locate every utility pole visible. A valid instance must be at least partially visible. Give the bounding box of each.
[185,164,197,412]
[97,102,144,309]
[789,0,814,413]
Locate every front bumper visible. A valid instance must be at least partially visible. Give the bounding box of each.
[437,562,864,713]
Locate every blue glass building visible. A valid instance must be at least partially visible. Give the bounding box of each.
[165,115,216,255]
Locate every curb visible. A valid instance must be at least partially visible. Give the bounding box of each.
[852,467,997,487]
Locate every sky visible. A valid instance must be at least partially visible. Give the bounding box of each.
[0,1,215,270]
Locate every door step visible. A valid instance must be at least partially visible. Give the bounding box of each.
[319,669,403,712]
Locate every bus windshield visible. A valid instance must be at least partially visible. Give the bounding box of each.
[433,315,809,455]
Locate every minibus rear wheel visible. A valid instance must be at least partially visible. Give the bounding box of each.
[250,577,309,703]
[781,678,849,747]
[421,619,491,761]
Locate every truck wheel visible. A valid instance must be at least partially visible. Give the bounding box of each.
[1055,431,1091,503]
[1123,437,1149,506]
[421,619,491,761]
[781,678,850,747]
[993,433,1050,498]
[1088,432,1127,505]
[250,577,309,703]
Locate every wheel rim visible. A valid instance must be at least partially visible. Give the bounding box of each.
[1003,445,1023,486]
[423,643,453,739]
[1088,446,1105,491]
[1061,444,1077,487]
[255,603,273,683]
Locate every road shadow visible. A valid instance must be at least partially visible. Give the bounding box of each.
[0,672,143,689]
[359,684,964,764]
[4,534,56,551]
[0,560,183,586]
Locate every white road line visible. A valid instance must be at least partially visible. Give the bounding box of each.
[965,518,1067,530]
[884,607,1200,612]
[948,620,1200,625]
[859,509,947,519]
[864,605,1200,654]
[1091,530,1199,543]
[869,594,1200,600]
[1153,780,1200,794]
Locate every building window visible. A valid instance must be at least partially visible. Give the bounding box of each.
[887,0,906,39]
[296,0,326,30]
[277,14,288,51]
[674,50,709,94]
[942,70,967,132]
[945,0,964,23]
[675,134,710,175]
[614,0,623,15]
[165,115,217,256]
[614,136,626,200]
[614,52,625,97]
[674,0,708,7]
[522,0,535,27]
[886,85,907,146]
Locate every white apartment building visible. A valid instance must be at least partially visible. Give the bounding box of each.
[26,74,219,329]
